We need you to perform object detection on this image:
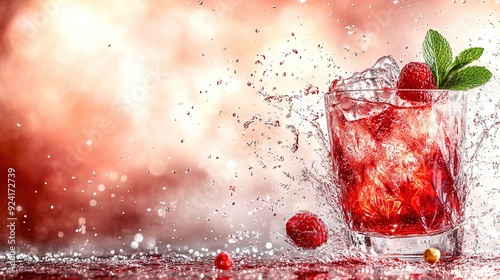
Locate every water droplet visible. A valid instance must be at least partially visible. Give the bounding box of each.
[134,233,144,242]
[345,25,356,35]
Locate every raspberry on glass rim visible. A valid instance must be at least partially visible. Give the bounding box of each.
[396,62,437,102]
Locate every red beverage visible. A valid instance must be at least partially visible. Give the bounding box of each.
[324,89,467,238]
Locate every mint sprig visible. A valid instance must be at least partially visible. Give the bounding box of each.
[422,29,492,90]
[422,30,452,88]
[442,66,492,90]
[447,47,484,74]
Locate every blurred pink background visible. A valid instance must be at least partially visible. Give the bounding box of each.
[0,0,499,257]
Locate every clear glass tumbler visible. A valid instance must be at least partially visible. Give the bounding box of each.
[324,89,467,260]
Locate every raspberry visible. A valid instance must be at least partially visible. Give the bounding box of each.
[285,210,328,249]
[396,62,436,102]
[214,252,233,270]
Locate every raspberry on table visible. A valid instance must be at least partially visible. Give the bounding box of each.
[396,62,437,102]
[214,252,233,270]
[285,210,328,249]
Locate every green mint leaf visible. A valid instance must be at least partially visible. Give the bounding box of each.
[422,29,453,88]
[447,47,484,74]
[442,66,492,90]
[418,29,491,90]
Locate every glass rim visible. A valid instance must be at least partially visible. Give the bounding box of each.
[325,88,462,95]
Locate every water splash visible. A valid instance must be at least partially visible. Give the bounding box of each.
[244,59,500,258]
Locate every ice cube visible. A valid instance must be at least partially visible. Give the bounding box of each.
[336,97,389,121]
[327,55,401,121]
[330,55,400,93]
[342,122,377,163]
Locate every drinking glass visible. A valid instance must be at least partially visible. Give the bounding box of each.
[324,89,467,260]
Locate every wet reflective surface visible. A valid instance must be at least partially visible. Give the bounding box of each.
[3,253,500,279]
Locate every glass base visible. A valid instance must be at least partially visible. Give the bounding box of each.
[347,227,463,261]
